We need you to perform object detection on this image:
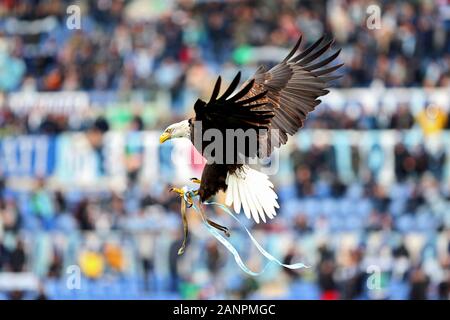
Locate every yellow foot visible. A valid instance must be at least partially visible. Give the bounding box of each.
[170,186,197,207]
[169,187,185,196]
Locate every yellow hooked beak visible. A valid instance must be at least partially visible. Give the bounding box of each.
[159,131,171,144]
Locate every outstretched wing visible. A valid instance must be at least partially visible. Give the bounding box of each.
[192,71,274,159]
[192,35,342,160]
[193,71,272,130]
[246,35,343,157]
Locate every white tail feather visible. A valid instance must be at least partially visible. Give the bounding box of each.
[225,166,279,223]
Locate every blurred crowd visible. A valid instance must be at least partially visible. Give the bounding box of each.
[0,0,449,300]
[0,0,450,96]
[0,133,449,300]
[1,0,450,136]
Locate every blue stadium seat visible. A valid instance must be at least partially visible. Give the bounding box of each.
[389,199,406,217]
[338,198,354,217]
[322,198,337,216]
[288,281,321,300]
[388,281,409,300]
[283,199,303,218]
[396,215,415,232]
[304,198,321,216]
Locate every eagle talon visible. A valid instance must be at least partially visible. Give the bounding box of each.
[170,186,198,207]
[204,216,231,237]
[169,187,185,196]
[223,228,231,237]
[190,178,201,184]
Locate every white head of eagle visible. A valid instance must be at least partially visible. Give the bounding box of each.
[159,120,191,143]
[159,35,342,224]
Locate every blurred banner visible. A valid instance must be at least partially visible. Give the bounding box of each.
[0,135,55,177]
[0,131,203,188]
[1,88,450,117]
[7,91,89,116]
[0,273,39,291]
[1,130,449,189]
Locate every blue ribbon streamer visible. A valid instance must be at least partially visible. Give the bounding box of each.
[184,189,309,276]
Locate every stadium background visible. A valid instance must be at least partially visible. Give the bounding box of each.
[0,0,449,300]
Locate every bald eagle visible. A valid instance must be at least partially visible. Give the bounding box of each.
[160,36,342,230]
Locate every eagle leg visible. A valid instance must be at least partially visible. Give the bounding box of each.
[196,198,230,237]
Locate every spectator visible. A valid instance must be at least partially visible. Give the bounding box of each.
[409,267,430,300]
[9,239,26,272]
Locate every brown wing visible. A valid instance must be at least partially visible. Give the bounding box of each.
[193,71,272,131]
[191,71,273,160]
[242,35,343,157]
